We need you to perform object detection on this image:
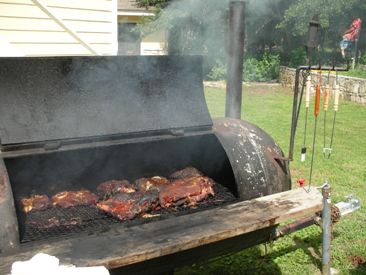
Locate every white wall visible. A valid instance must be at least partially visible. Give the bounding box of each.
[0,0,117,56]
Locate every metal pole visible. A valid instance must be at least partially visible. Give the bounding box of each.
[225,1,245,119]
[322,183,332,275]
[288,68,301,161]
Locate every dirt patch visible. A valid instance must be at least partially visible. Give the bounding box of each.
[204,81,285,95]
[348,255,365,267]
[204,81,226,89]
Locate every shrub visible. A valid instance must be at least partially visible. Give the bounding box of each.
[359,52,366,65]
[206,61,227,81]
[288,47,307,68]
[243,52,280,82]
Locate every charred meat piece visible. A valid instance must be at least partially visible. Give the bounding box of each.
[20,194,50,213]
[134,176,169,192]
[97,190,159,221]
[25,216,82,229]
[97,179,135,199]
[135,189,160,212]
[169,167,203,180]
[159,176,215,208]
[25,216,60,229]
[51,190,98,208]
[97,192,142,221]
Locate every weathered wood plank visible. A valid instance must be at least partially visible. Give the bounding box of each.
[0,187,322,273]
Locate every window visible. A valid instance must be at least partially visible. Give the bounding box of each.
[118,23,141,55]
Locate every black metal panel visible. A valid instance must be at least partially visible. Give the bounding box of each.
[0,157,19,253]
[226,1,245,119]
[213,118,291,200]
[0,56,212,146]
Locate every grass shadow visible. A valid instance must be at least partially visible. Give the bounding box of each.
[176,245,282,275]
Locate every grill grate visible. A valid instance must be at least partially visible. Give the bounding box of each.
[20,183,237,243]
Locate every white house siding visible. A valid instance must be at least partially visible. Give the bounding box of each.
[0,0,117,56]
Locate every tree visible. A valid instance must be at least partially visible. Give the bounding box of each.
[136,0,170,9]
[277,0,366,61]
[135,0,366,67]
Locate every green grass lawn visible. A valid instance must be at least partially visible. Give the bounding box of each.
[177,84,366,275]
[341,69,366,79]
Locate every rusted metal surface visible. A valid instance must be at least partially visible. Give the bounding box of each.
[213,118,291,200]
[274,216,317,238]
[0,157,19,253]
[226,1,245,119]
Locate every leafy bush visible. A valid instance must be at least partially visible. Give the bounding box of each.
[359,52,366,65]
[288,47,307,68]
[243,52,280,82]
[206,61,227,81]
[206,53,280,82]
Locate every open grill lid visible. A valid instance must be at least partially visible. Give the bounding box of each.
[0,56,212,147]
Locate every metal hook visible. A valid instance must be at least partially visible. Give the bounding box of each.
[327,69,331,84]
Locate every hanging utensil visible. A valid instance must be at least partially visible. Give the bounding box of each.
[323,70,331,157]
[308,71,321,189]
[327,71,340,159]
[301,74,312,162]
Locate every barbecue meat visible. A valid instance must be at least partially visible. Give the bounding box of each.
[26,216,60,229]
[159,176,215,208]
[135,189,160,212]
[97,179,135,199]
[51,190,98,208]
[169,167,203,180]
[97,190,159,221]
[25,216,82,229]
[134,176,169,192]
[20,194,50,213]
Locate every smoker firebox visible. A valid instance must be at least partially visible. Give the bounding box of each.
[0,56,290,273]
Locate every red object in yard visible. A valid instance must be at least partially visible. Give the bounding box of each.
[343,18,362,42]
[297,178,306,187]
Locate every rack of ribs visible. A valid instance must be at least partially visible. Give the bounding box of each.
[134,176,169,192]
[20,194,50,213]
[169,167,203,180]
[159,176,215,208]
[96,179,135,199]
[51,190,98,208]
[97,190,159,221]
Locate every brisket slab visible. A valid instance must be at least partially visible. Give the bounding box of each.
[20,194,50,213]
[51,190,98,208]
[97,190,159,221]
[159,176,215,208]
[97,179,135,199]
[169,167,203,180]
[134,176,169,192]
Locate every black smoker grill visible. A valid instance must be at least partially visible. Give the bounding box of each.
[0,56,290,274]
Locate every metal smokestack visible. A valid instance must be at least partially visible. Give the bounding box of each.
[306,14,321,50]
[225,1,246,119]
